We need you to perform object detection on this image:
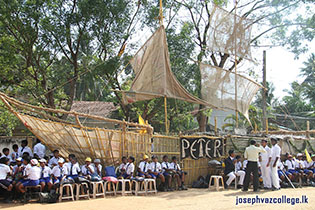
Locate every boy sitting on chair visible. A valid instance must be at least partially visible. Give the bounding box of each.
[0,157,13,202]
[138,155,151,178]
[148,155,166,191]
[170,156,188,190]
[39,159,52,191]
[17,159,41,193]
[162,155,173,191]
[81,157,95,180]
[117,156,127,177]
[121,156,135,179]
[51,158,68,187]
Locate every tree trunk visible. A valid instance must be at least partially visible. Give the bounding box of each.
[197,104,207,132]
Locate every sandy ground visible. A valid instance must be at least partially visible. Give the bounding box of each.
[1,187,314,210]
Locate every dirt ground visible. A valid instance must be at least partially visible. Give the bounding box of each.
[1,187,314,210]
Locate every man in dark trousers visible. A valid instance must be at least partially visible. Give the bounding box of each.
[243,140,266,192]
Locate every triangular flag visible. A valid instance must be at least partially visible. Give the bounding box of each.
[305,148,312,163]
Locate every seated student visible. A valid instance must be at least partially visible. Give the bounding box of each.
[18,139,33,158]
[15,156,32,191]
[117,156,127,177]
[92,159,102,177]
[17,159,41,193]
[284,154,299,182]
[51,158,68,186]
[161,155,173,191]
[137,155,151,178]
[148,155,166,190]
[242,159,248,171]
[1,148,12,164]
[39,159,52,191]
[310,154,315,174]
[223,150,244,189]
[33,139,46,159]
[170,156,187,190]
[277,161,293,182]
[0,157,13,202]
[48,150,61,167]
[235,155,244,172]
[10,144,19,165]
[12,158,23,186]
[121,156,135,179]
[66,157,81,181]
[296,153,313,184]
[81,157,95,179]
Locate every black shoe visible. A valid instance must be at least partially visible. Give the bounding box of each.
[168,187,174,191]
[242,189,248,192]
[253,189,260,192]
[224,184,228,189]
[181,185,188,190]
[237,185,243,189]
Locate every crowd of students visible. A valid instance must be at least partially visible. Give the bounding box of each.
[0,139,187,203]
[223,138,315,191]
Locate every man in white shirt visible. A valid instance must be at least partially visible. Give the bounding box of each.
[66,156,81,180]
[270,138,281,190]
[33,139,46,159]
[243,140,266,192]
[92,159,102,177]
[48,150,60,167]
[148,155,166,191]
[18,139,33,158]
[259,139,272,189]
[81,157,95,179]
[138,155,151,178]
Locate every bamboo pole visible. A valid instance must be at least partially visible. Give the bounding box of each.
[234,0,238,128]
[164,96,169,134]
[159,0,163,25]
[306,121,310,138]
[266,118,269,135]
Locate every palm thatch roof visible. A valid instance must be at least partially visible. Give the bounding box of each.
[70,101,117,118]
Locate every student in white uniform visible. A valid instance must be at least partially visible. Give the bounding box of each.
[48,150,61,167]
[33,139,46,159]
[149,155,166,191]
[18,139,33,158]
[170,156,187,190]
[117,156,127,177]
[39,159,52,191]
[270,138,281,190]
[161,155,173,191]
[0,157,13,200]
[66,156,81,180]
[121,156,135,179]
[1,148,12,163]
[17,159,41,193]
[10,144,19,164]
[81,157,95,179]
[259,139,272,189]
[138,155,151,178]
[296,153,313,184]
[92,159,102,177]
[51,158,68,185]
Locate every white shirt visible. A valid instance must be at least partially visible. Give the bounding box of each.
[92,164,102,176]
[10,152,19,162]
[242,160,248,170]
[18,146,33,157]
[138,161,150,173]
[119,163,127,172]
[66,162,81,176]
[304,160,312,168]
[284,159,296,170]
[0,164,11,180]
[244,145,266,162]
[33,143,46,158]
[24,164,32,176]
[270,144,281,164]
[125,162,135,175]
[260,146,271,163]
[40,166,51,178]
[149,162,162,173]
[295,159,305,169]
[161,162,171,173]
[0,155,12,162]
[235,161,242,171]
[28,166,41,180]
[170,162,181,171]
[51,165,68,177]
[278,161,284,170]
[48,157,60,167]
[81,164,94,176]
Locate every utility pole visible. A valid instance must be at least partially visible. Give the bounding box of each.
[262,50,267,130]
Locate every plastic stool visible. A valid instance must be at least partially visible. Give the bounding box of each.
[116,179,132,196]
[75,183,90,200]
[144,179,157,195]
[59,184,75,202]
[90,181,105,199]
[104,181,117,196]
[209,175,225,191]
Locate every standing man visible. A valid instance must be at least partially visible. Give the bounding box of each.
[260,139,272,190]
[224,150,245,189]
[270,137,281,190]
[18,139,33,158]
[33,139,46,159]
[243,140,266,192]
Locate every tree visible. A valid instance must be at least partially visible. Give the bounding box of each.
[300,53,315,104]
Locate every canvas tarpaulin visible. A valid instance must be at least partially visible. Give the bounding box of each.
[122,26,213,107]
[200,63,261,120]
[208,3,252,60]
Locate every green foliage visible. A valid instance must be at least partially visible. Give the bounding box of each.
[0,102,19,136]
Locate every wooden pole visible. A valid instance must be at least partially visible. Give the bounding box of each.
[262,50,267,130]
[266,118,269,135]
[234,1,238,128]
[159,0,163,25]
[164,96,169,134]
[306,121,310,138]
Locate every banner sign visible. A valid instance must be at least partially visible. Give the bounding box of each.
[180,137,223,159]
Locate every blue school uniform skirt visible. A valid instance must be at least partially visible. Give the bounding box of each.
[22,179,40,187]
